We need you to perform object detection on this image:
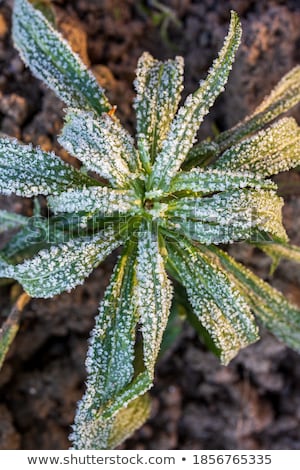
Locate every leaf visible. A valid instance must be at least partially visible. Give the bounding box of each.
[48,187,140,215]
[135,222,173,374]
[59,110,139,187]
[185,66,300,167]
[0,210,28,234]
[166,237,258,364]
[148,11,241,191]
[206,245,300,352]
[134,52,184,170]
[71,243,147,449]
[167,189,287,244]
[170,168,276,195]
[0,138,96,197]
[11,227,121,298]
[0,293,30,370]
[213,117,300,176]
[13,0,110,114]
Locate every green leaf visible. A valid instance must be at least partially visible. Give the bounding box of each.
[0,138,96,197]
[185,66,300,167]
[148,10,241,191]
[167,188,287,244]
[170,168,276,195]
[11,228,121,298]
[48,187,141,215]
[206,245,300,352]
[0,210,28,234]
[166,237,258,365]
[59,110,139,187]
[13,0,110,114]
[135,222,173,374]
[0,255,13,279]
[213,117,300,176]
[134,52,184,170]
[71,243,148,449]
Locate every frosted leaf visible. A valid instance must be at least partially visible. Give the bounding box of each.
[135,225,173,374]
[0,138,95,197]
[13,0,110,114]
[166,239,258,365]
[0,210,28,234]
[134,52,184,169]
[59,110,139,187]
[208,245,300,353]
[213,117,300,176]
[11,227,121,297]
[170,168,276,194]
[167,189,287,244]
[72,244,143,449]
[149,11,241,190]
[48,187,140,215]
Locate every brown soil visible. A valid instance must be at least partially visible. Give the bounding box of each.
[1,0,300,450]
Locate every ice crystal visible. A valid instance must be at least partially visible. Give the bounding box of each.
[0,0,299,450]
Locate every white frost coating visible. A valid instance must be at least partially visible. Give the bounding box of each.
[59,110,138,187]
[12,227,121,298]
[212,247,300,353]
[135,229,173,374]
[13,0,110,114]
[134,52,184,163]
[149,11,241,191]
[48,187,140,215]
[0,210,28,234]
[167,188,287,244]
[214,117,300,176]
[170,168,276,194]
[0,137,94,197]
[169,241,258,364]
[72,250,139,449]
[0,256,13,279]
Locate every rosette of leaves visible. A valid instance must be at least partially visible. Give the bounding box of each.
[0,0,300,449]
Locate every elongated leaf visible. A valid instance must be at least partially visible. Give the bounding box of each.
[185,66,300,167]
[48,187,140,215]
[170,168,276,194]
[148,11,241,191]
[71,243,149,449]
[0,210,28,234]
[13,0,110,114]
[167,189,287,244]
[205,245,300,352]
[213,117,300,176]
[134,52,184,170]
[0,138,95,197]
[59,110,138,187]
[166,238,258,364]
[12,227,121,297]
[135,223,173,374]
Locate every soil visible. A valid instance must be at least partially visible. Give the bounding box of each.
[1,0,300,450]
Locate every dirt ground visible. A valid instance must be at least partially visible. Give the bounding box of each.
[0,0,300,450]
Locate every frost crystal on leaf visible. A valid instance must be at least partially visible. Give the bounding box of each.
[0,0,298,451]
[59,110,139,187]
[13,0,110,114]
[0,138,94,197]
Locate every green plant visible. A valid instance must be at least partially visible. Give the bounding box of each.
[0,0,300,449]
